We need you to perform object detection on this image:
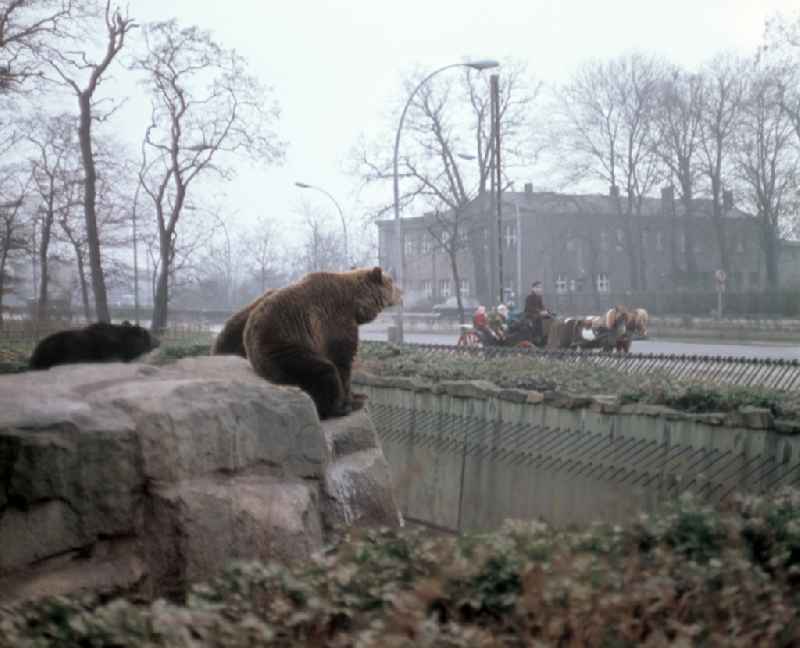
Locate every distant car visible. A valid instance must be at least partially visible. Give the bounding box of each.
[432,296,482,318]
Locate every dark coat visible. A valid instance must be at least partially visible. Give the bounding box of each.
[525,291,545,319]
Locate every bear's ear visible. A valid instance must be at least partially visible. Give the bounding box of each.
[369,267,383,283]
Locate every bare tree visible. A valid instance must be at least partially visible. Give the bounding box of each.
[242,214,280,294]
[652,66,704,280]
[355,59,542,311]
[0,162,30,326]
[26,113,81,321]
[294,202,347,275]
[556,52,665,291]
[735,62,798,287]
[695,54,747,277]
[42,0,136,322]
[134,19,285,330]
[0,0,78,90]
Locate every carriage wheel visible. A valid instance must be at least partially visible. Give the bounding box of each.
[457,330,482,347]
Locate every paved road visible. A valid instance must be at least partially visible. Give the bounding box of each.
[360,328,800,361]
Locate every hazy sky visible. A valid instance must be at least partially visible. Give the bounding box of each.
[111,0,797,243]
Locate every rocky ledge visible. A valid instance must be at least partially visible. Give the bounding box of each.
[0,357,401,604]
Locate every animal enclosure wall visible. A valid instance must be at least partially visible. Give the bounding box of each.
[355,375,800,532]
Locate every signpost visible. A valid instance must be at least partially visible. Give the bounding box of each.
[714,269,727,319]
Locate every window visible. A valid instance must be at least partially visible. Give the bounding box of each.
[404,234,417,258]
[422,280,433,299]
[693,239,702,254]
[420,234,432,255]
[678,232,686,254]
[555,274,568,293]
[736,237,744,254]
[596,272,610,292]
[616,228,624,250]
[569,279,577,292]
[503,223,517,248]
[600,231,609,251]
[439,230,451,247]
[641,231,648,250]
[439,279,451,298]
[566,238,576,252]
[458,230,469,247]
[459,279,469,296]
[749,271,760,287]
[656,231,664,252]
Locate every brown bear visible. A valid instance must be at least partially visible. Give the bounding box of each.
[211,290,276,357]
[243,267,402,419]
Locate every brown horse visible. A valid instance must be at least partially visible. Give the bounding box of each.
[629,307,649,338]
[605,305,633,352]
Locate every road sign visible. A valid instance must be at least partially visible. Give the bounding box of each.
[714,269,727,285]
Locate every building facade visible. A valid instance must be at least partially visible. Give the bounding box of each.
[377,185,777,311]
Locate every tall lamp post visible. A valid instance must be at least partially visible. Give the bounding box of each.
[392,59,500,343]
[295,182,349,268]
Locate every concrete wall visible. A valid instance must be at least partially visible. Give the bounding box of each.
[356,374,800,532]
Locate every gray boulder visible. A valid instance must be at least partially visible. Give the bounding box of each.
[0,356,400,603]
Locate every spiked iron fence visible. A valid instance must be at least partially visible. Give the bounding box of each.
[357,381,800,533]
[372,342,800,390]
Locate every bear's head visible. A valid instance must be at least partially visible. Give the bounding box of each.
[354,266,403,324]
[120,321,161,359]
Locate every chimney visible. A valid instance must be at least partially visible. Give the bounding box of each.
[723,189,733,211]
[609,184,620,199]
[523,182,533,195]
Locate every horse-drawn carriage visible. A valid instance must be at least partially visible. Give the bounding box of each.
[457,305,648,352]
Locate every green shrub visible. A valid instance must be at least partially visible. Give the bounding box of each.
[4,492,800,646]
[357,342,799,420]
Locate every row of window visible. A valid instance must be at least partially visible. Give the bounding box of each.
[404,227,749,258]
[554,273,611,294]
[415,279,470,299]
[403,225,519,258]
[413,269,759,301]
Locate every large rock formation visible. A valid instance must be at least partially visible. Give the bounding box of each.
[0,356,401,603]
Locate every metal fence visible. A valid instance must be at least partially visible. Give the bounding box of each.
[367,397,800,532]
[376,342,800,390]
[0,319,213,344]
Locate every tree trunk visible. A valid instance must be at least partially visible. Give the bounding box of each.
[635,217,647,291]
[680,192,698,280]
[37,202,54,323]
[709,178,729,274]
[0,246,8,329]
[763,221,780,287]
[449,247,465,324]
[73,245,91,321]
[468,221,489,306]
[78,91,110,322]
[151,241,171,331]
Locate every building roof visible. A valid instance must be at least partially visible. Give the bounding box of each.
[376,190,753,228]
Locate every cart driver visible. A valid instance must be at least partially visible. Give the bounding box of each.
[525,281,549,342]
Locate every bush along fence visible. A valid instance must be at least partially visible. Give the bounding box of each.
[398,343,800,390]
[353,372,800,533]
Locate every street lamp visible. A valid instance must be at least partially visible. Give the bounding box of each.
[393,59,500,343]
[295,182,349,268]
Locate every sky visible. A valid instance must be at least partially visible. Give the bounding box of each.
[101,0,798,246]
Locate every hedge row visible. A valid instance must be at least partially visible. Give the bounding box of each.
[2,490,800,647]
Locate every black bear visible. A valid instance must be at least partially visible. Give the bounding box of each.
[29,321,160,370]
[243,267,402,419]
